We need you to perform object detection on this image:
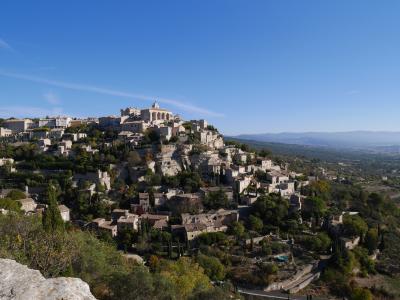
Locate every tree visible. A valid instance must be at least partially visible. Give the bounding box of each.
[189,287,233,300]
[42,184,64,232]
[304,196,326,224]
[148,255,160,273]
[203,189,229,210]
[365,228,379,254]
[252,194,289,228]
[108,267,158,300]
[126,150,142,166]
[146,129,161,143]
[230,221,245,240]
[117,228,135,251]
[351,287,373,300]
[160,257,211,299]
[249,215,263,233]
[308,180,331,199]
[343,215,368,239]
[197,232,227,246]
[301,233,331,252]
[0,213,75,277]
[258,149,271,158]
[196,254,226,281]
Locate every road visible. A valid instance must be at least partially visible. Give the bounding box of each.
[238,288,327,300]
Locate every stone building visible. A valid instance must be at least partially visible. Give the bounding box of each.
[3,119,34,133]
[90,218,118,237]
[17,198,37,213]
[58,205,70,222]
[0,127,12,137]
[73,170,111,191]
[181,209,239,241]
[140,102,173,124]
[38,117,72,129]
[121,107,141,117]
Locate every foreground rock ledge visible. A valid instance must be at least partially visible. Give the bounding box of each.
[0,258,97,300]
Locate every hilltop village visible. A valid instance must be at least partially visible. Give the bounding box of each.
[0,102,397,300]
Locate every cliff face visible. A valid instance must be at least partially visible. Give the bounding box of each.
[0,258,97,300]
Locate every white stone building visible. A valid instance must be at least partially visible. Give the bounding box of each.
[3,119,34,133]
[0,127,12,137]
[140,102,173,124]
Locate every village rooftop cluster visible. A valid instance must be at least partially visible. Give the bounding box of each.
[0,102,376,296]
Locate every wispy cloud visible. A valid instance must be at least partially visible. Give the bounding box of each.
[0,70,224,117]
[346,90,360,96]
[0,106,63,118]
[0,38,12,51]
[44,91,61,105]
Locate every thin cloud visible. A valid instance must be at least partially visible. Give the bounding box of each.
[0,38,12,51]
[0,105,63,118]
[346,90,360,96]
[44,91,61,105]
[0,70,224,117]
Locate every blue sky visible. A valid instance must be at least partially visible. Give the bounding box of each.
[1,1,400,135]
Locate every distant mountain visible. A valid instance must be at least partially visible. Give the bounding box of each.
[232,131,400,153]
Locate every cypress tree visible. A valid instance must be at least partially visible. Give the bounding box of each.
[42,184,64,232]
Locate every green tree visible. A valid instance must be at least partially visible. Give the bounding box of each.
[301,233,331,252]
[249,215,264,233]
[252,193,289,227]
[351,287,373,300]
[160,257,211,299]
[230,221,245,240]
[304,196,326,223]
[343,215,368,239]
[365,228,379,254]
[126,150,142,166]
[42,184,64,232]
[196,254,226,281]
[203,189,229,210]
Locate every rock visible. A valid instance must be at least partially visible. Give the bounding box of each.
[0,258,97,300]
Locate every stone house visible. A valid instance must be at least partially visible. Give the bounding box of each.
[38,117,72,129]
[267,170,289,184]
[117,214,140,232]
[58,205,70,222]
[17,198,37,213]
[3,119,34,133]
[90,218,118,237]
[73,170,111,191]
[0,127,12,137]
[181,209,239,241]
[140,213,169,230]
[259,159,273,170]
[131,193,151,213]
[235,175,253,194]
[340,236,360,250]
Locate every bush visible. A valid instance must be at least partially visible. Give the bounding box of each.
[0,198,21,212]
[197,232,227,246]
[6,189,26,200]
[196,254,226,281]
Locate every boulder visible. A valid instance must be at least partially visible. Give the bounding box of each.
[0,258,97,300]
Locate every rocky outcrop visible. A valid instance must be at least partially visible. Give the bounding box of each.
[0,258,97,300]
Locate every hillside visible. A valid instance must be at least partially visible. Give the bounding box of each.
[233,131,400,153]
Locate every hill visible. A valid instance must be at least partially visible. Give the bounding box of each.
[232,131,400,153]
